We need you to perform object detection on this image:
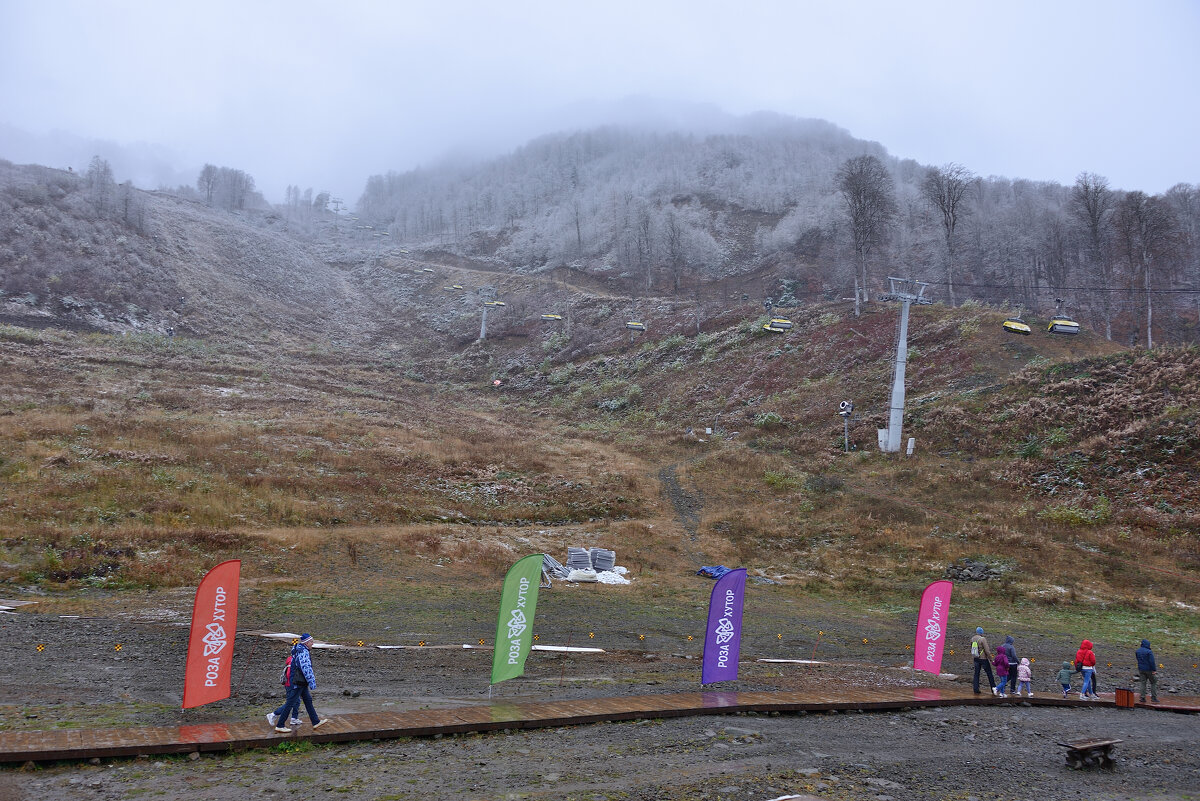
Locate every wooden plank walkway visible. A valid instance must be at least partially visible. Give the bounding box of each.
[2,688,1196,763]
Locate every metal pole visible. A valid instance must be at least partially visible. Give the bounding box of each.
[885,298,911,453]
[844,416,850,453]
[479,305,488,340]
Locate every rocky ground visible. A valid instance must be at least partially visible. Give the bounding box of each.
[1,604,1197,801]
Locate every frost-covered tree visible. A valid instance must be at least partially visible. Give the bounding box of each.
[920,163,975,306]
[835,154,897,315]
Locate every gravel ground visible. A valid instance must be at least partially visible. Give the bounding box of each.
[2,606,1198,801]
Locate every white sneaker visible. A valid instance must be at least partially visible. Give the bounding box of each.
[990,687,997,696]
[273,726,292,733]
[266,712,278,727]
[1028,692,1034,697]
[288,718,302,725]
[313,718,331,729]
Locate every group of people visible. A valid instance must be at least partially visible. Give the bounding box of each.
[970,627,1161,702]
[265,634,332,733]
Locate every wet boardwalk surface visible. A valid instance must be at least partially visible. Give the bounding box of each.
[2,688,1196,763]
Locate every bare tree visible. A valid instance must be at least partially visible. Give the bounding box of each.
[920,163,976,306]
[1070,172,1116,339]
[1165,183,1199,329]
[197,164,218,206]
[1113,191,1180,348]
[836,155,897,316]
[85,156,114,213]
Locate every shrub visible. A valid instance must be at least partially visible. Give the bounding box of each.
[754,411,783,429]
[1038,496,1111,526]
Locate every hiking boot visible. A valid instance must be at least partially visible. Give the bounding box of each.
[266,713,278,727]
[273,726,292,733]
[313,718,331,729]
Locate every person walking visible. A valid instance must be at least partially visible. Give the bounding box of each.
[971,627,997,695]
[267,634,331,732]
[1136,639,1159,703]
[1056,660,1074,698]
[1002,635,1019,695]
[992,647,1009,697]
[1016,657,1033,697]
[1075,639,1098,700]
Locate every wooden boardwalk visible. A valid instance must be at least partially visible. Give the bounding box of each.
[2,688,1196,764]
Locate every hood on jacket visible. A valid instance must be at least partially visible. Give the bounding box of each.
[1140,639,1152,649]
[1004,635,1014,645]
[1061,661,1071,669]
[1020,657,1030,666]
[1080,639,1093,650]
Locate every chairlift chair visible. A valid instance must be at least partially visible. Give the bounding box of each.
[626,321,646,331]
[1002,317,1032,336]
[541,314,564,321]
[762,323,786,333]
[1047,298,1081,335]
[1047,316,1081,335]
[768,318,794,330]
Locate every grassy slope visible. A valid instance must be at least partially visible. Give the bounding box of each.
[0,171,1196,657]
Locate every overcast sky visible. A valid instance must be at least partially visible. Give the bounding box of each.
[1,0,1197,205]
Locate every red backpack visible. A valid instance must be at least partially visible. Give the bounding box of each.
[279,654,293,686]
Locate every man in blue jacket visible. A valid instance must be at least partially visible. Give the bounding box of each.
[267,633,331,732]
[1135,639,1159,703]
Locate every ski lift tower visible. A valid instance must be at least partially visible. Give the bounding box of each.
[877,277,933,453]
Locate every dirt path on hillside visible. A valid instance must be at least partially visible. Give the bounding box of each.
[657,462,708,570]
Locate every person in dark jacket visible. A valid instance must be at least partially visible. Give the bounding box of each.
[1135,639,1159,702]
[266,634,331,732]
[1002,635,1019,695]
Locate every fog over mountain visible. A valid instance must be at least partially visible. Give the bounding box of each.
[1,0,1197,205]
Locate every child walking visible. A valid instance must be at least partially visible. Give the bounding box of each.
[992,648,1009,697]
[1016,657,1033,697]
[1056,660,1074,698]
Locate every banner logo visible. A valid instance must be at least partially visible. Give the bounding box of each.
[507,608,527,641]
[203,622,227,656]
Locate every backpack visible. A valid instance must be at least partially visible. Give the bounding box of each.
[971,639,979,657]
[279,654,293,686]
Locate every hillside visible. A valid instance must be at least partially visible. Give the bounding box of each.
[0,155,1197,626]
[356,116,1200,347]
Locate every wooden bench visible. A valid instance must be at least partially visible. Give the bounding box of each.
[1057,738,1121,769]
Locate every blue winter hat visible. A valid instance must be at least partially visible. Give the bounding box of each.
[976,627,984,634]
[299,633,314,644]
